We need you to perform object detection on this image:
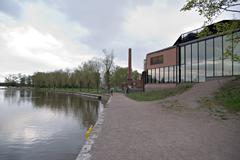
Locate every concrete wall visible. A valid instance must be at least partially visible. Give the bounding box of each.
[146,47,177,69]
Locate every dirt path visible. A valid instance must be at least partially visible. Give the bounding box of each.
[91,79,240,160]
[161,77,234,108]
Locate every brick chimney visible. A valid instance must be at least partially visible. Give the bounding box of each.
[128,48,132,84]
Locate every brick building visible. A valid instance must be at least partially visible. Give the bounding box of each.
[143,20,240,90]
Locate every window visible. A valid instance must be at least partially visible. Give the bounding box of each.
[150,55,163,65]
[164,67,169,82]
[181,46,185,65]
[181,64,185,82]
[173,66,176,82]
[223,35,233,76]
[156,68,160,83]
[169,66,173,83]
[192,43,198,82]
[147,69,152,83]
[199,41,205,82]
[180,46,185,82]
[186,44,191,82]
[233,31,240,75]
[206,39,214,77]
[160,68,164,82]
[214,36,223,76]
[152,69,156,83]
[176,65,179,83]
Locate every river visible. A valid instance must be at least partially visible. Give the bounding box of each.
[0,88,103,160]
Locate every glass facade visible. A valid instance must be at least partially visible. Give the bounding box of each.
[192,43,198,82]
[223,35,232,76]
[214,36,223,76]
[152,68,156,83]
[206,39,214,77]
[145,30,240,84]
[233,31,240,75]
[156,68,160,83]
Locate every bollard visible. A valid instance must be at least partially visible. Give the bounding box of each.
[86,125,93,140]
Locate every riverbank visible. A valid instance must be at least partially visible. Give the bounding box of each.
[89,79,240,160]
[3,87,110,101]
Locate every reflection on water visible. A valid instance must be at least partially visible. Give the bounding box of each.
[0,88,102,160]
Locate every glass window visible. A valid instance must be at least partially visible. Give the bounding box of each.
[169,66,173,83]
[160,68,164,83]
[223,34,233,76]
[156,68,160,83]
[176,65,179,83]
[152,69,156,83]
[192,43,198,82]
[173,66,176,82]
[199,41,206,82]
[186,45,191,82]
[233,31,240,75]
[148,69,152,83]
[165,67,169,83]
[206,39,213,77]
[151,55,163,65]
[181,46,185,65]
[181,65,185,82]
[214,36,223,76]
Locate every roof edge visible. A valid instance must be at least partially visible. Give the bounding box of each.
[146,45,176,56]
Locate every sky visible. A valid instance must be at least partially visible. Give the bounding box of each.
[0,0,237,82]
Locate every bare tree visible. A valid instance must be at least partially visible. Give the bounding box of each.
[102,49,114,93]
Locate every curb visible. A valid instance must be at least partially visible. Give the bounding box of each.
[76,95,112,160]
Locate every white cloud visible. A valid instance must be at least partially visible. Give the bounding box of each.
[0,1,99,81]
[0,0,236,81]
[118,0,235,72]
[122,0,205,48]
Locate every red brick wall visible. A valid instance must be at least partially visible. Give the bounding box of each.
[146,47,177,69]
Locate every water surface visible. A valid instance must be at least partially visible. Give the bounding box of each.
[0,88,102,160]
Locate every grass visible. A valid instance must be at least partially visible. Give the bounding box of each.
[215,76,240,111]
[126,84,193,101]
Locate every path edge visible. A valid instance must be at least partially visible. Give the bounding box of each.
[75,95,112,160]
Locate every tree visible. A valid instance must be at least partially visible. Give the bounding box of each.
[181,0,240,61]
[102,49,114,93]
[20,75,26,86]
[111,67,128,87]
[4,74,18,86]
[132,70,140,80]
[181,0,240,23]
[26,76,32,86]
[111,66,140,88]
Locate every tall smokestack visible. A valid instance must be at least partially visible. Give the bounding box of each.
[128,48,132,83]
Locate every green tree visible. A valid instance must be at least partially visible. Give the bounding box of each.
[181,0,240,23]
[132,70,140,80]
[111,67,140,88]
[111,67,128,87]
[181,0,240,61]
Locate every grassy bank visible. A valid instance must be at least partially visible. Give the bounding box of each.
[35,87,106,95]
[126,84,192,101]
[215,77,240,111]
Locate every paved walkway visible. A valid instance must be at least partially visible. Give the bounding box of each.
[91,79,240,160]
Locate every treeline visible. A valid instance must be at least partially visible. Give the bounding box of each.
[32,60,101,90]
[4,74,32,87]
[3,51,140,91]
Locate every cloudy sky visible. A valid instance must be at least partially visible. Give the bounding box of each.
[0,0,237,81]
